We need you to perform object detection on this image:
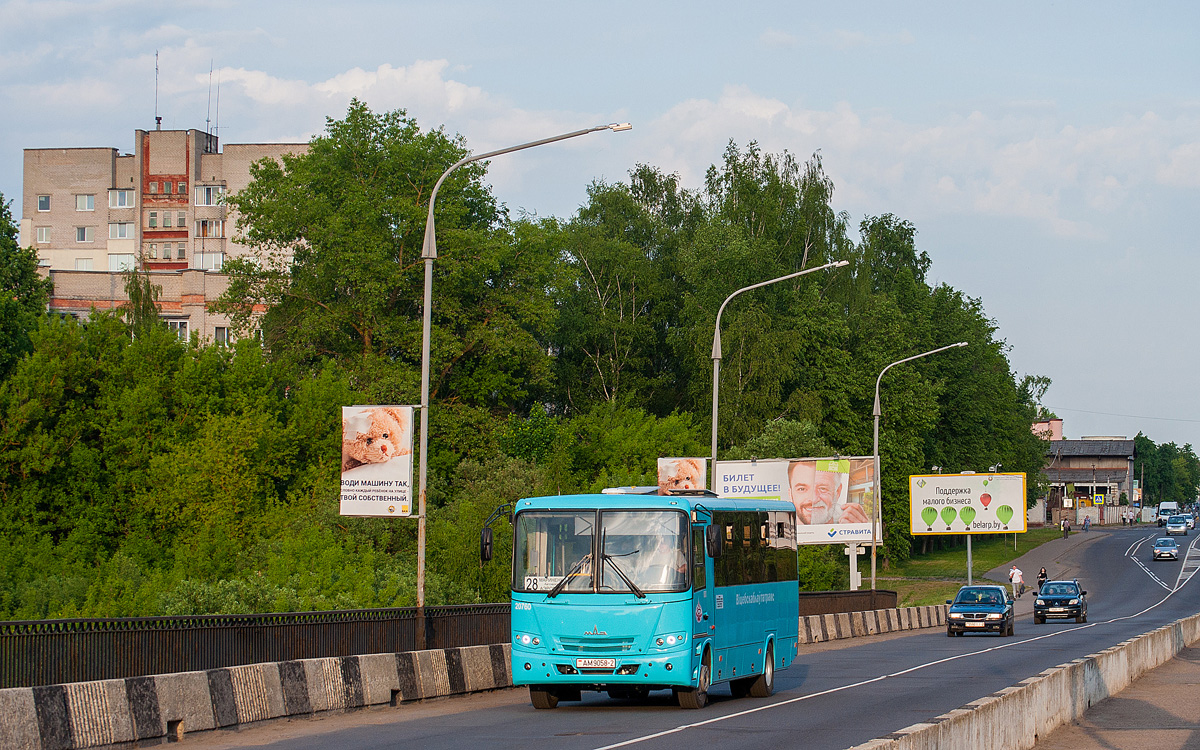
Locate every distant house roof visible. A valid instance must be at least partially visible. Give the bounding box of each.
[1044,439,1135,459]
[1043,468,1131,483]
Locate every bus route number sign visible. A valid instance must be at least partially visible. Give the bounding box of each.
[524,576,563,591]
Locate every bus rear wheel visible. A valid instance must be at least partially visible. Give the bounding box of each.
[530,688,559,709]
[749,644,775,698]
[676,654,710,709]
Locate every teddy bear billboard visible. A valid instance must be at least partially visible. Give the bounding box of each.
[340,405,414,517]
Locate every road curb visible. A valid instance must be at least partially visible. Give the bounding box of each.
[0,605,946,749]
[848,609,1200,750]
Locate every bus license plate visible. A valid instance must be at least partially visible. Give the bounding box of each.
[576,658,616,669]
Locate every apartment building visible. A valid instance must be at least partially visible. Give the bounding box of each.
[20,127,306,340]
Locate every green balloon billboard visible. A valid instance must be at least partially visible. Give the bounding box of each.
[909,473,1027,535]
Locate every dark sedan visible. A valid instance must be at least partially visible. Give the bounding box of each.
[946,584,1015,636]
[1034,580,1088,624]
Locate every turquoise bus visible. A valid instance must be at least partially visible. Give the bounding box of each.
[506,489,799,709]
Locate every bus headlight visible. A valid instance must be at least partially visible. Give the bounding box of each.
[515,633,542,649]
[655,633,686,649]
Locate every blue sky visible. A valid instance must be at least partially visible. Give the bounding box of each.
[3,1,1199,449]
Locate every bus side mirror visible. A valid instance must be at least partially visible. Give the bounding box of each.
[706,525,722,559]
[481,527,494,563]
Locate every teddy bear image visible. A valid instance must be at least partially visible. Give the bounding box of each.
[657,457,706,495]
[341,407,412,472]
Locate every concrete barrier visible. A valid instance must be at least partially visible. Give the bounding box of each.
[798,604,947,644]
[0,605,946,749]
[0,644,512,750]
[849,610,1200,750]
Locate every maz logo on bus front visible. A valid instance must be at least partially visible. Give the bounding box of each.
[584,626,608,636]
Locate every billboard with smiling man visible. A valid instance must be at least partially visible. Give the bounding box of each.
[716,457,878,545]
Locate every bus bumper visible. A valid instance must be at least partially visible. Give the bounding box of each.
[511,647,696,690]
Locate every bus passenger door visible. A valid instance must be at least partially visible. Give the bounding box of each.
[692,524,714,664]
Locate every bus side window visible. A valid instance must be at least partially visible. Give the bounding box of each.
[692,525,706,590]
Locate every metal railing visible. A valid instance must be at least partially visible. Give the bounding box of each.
[1,590,897,689]
[0,603,509,689]
[797,589,898,616]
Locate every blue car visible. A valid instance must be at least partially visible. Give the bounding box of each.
[946,584,1015,637]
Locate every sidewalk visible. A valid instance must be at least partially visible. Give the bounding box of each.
[1035,644,1200,749]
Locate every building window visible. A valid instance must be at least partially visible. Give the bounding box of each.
[176,211,186,228]
[166,320,188,339]
[148,243,158,259]
[38,195,51,212]
[195,252,224,271]
[195,219,225,238]
[148,181,158,194]
[163,181,172,195]
[178,182,187,195]
[176,243,186,259]
[76,226,95,243]
[109,223,134,239]
[214,327,229,346]
[36,226,51,243]
[163,212,172,228]
[148,211,157,228]
[107,254,135,272]
[195,185,225,205]
[109,190,132,208]
[75,194,94,211]
[75,258,94,271]
[162,243,172,260]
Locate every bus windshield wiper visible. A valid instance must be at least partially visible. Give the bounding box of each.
[603,552,645,598]
[546,553,592,599]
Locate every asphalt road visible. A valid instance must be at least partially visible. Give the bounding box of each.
[183,527,1200,750]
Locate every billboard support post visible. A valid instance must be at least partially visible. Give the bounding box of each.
[871,342,968,590]
[967,536,973,585]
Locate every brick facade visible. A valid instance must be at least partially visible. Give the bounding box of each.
[20,128,305,342]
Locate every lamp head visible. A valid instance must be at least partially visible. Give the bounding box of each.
[607,122,633,132]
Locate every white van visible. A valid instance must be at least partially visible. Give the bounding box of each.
[1157,502,1180,526]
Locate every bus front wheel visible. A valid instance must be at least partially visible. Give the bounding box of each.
[530,688,559,709]
[676,654,710,709]
[749,643,775,697]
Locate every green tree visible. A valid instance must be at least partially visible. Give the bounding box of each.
[121,266,163,335]
[0,194,53,378]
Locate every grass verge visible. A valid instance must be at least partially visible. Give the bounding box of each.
[857,526,1067,607]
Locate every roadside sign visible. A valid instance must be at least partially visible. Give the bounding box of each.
[910,473,1027,535]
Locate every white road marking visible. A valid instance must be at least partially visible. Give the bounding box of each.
[592,545,1199,750]
[1176,535,1200,589]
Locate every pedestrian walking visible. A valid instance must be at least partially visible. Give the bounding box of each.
[1009,565,1025,598]
[1061,517,1070,539]
[1036,567,1048,593]
[1083,516,1091,532]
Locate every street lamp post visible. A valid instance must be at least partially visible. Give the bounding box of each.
[870,342,968,590]
[709,261,849,490]
[416,122,631,644]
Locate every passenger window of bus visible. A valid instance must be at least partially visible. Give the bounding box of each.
[692,526,706,590]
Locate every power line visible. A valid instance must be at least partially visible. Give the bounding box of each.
[1049,406,1200,424]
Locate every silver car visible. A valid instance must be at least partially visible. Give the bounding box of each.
[1153,538,1179,560]
[1166,515,1189,536]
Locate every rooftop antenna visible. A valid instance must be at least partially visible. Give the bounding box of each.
[206,59,213,136]
[154,50,162,130]
[214,68,221,145]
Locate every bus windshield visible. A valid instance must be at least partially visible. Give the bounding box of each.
[514,509,688,594]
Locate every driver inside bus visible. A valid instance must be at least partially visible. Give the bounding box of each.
[640,535,687,587]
